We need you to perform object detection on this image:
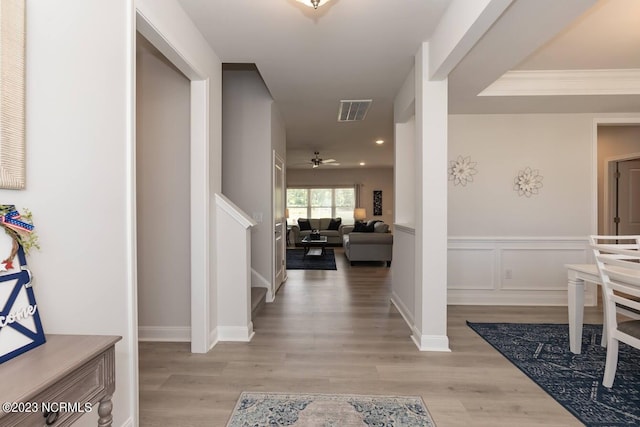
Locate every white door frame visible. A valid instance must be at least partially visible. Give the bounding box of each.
[135,11,210,353]
[273,151,286,299]
[593,118,640,236]
[603,152,640,235]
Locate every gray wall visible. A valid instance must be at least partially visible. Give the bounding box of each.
[136,35,191,331]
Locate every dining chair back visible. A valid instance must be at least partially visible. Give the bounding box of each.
[591,241,640,387]
[590,236,640,324]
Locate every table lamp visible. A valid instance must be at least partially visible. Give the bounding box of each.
[354,208,367,222]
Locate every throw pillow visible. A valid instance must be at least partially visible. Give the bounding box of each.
[353,222,368,232]
[354,221,375,232]
[374,222,389,233]
[298,218,312,231]
[366,219,382,227]
[328,217,342,230]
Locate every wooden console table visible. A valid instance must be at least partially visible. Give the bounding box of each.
[0,334,121,426]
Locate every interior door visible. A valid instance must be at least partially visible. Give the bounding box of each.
[273,152,286,296]
[617,159,640,235]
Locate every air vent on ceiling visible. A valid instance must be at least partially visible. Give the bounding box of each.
[338,99,372,122]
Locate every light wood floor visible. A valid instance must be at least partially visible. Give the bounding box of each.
[139,248,602,426]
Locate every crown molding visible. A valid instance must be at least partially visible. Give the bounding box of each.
[479,69,640,96]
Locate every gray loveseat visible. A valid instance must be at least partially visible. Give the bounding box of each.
[342,221,393,266]
[290,218,347,246]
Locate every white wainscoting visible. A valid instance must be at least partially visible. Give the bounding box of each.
[448,236,597,306]
[391,224,416,327]
[138,326,191,342]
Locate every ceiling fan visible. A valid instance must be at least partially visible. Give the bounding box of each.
[309,151,340,168]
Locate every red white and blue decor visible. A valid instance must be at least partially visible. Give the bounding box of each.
[0,205,44,364]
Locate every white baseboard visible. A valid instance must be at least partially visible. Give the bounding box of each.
[209,327,219,350]
[411,327,451,352]
[251,268,271,288]
[448,289,598,306]
[390,292,414,330]
[218,324,255,342]
[251,268,273,302]
[138,326,190,342]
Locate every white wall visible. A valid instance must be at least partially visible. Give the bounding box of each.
[390,225,415,327]
[15,1,135,425]
[449,114,593,236]
[272,105,287,162]
[136,35,191,340]
[223,69,285,290]
[392,68,417,347]
[287,167,394,227]
[447,113,640,305]
[597,125,640,234]
[394,116,416,225]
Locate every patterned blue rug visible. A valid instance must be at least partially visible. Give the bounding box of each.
[467,322,640,426]
[226,392,436,426]
[286,248,337,270]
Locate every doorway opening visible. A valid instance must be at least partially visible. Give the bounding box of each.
[597,123,640,236]
[135,11,211,353]
[136,33,191,342]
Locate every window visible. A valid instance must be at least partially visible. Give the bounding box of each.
[286,187,356,224]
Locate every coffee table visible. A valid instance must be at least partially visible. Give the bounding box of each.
[301,235,328,258]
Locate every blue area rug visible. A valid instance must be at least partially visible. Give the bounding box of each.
[467,322,640,426]
[226,392,436,426]
[286,248,337,270]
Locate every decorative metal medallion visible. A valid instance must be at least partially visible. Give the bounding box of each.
[448,155,478,186]
[514,167,543,197]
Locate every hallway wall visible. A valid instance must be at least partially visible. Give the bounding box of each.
[136,35,191,340]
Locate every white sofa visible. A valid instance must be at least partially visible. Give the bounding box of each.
[290,218,347,246]
[342,222,393,266]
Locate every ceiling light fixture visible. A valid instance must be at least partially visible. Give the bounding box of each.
[375,140,384,145]
[295,0,331,9]
[359,162,365,166]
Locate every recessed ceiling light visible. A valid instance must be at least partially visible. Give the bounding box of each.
[375,140,384,145]
[359,162,365,166]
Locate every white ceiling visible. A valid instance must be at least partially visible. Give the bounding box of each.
[177,0,640,169]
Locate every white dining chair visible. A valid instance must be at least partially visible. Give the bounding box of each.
[591,243,640,388]
[589,236,640,346]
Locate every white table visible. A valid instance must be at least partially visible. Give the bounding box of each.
[566,263,601,354]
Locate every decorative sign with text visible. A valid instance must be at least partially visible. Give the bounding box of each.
[0,206,45,363]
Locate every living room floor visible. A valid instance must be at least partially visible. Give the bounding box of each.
[138,247,601,426]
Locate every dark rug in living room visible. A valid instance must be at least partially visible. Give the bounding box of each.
[467,322,640,426]
[286,248,337,270]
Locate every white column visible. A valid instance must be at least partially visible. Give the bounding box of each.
[412,42,450,352]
